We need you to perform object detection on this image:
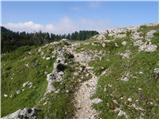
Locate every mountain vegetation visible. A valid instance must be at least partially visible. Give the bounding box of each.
[1,27,99,53]
[1,24,159,119]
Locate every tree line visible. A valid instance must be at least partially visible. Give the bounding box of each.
[1,27,99,53]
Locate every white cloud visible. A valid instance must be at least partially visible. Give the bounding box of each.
[3,16,110,34]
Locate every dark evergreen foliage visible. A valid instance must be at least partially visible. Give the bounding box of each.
[1,27,99,53]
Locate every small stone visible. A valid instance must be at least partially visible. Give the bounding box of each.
[149,102,153,105]
[28,52,31,55]
[16,90,21,94]
[23,81,29,87]
[139,71,143,74]
[127,97,132,102]
[46,57,50,60]
[117,110,128,118]
[120,97,123,100]
[38,48,41,52]
[41,52,44,56]
[154,68,159,74]
[108,84,112,88]
[138,88,142,91]
[115,43,118,47]
[25,63,29,67]
[58,71,64,76]
[120,50,130,59]
[121,72,130,82]
[86,73,89,77]
[121,41,127,46]
[4,94,8,97]
[102,43,106,47]
[92,98,103,104]
[112,99,118,104]
[104,87,107,92]
[43,101,47,106]
[66,90,69,93]
[55,89,60,93]
[73,72,78,76]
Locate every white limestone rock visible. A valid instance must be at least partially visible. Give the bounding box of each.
[120,50,130,59]
[139,42,157,52]
[146,30,157,41]
[16,90,21,94]
[3,108,38,119]
[121,72,130,82]
[121,41,127,46]
[46,57,50,60]
[4,94,8,97]
[92,98,103,104]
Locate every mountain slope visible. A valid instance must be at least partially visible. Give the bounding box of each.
[1,23,159,119]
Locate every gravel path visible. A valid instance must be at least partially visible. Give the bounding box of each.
[74,71,99,119]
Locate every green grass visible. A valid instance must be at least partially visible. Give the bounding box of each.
[35,52,92,118]
[88,25,159,119]
[1,45,55,116]
[1,24,159,119]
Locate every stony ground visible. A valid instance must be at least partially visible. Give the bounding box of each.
[1,23,159,119]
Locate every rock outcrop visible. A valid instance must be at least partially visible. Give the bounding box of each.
[3,108,38,119]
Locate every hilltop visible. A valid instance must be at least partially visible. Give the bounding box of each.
[1,23,159,119]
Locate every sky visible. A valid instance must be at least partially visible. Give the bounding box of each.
[2,1,159,34]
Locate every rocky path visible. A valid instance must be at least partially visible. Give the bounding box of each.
[66,43,99,119]
[74,70,99,119]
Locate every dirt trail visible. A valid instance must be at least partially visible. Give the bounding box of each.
[74,71,99,119]
[66,44,99,119]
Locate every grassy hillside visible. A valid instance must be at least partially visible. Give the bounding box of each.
[1,24,159,118]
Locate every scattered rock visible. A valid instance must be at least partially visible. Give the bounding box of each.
[154,68,159,74]
[3,107,38,119]
[102,43,106,48]
[138,88,142,91]
[114,108,128,118]
[153,67,159,80]
[146,30,157,41]
[127,97,132,102]
[46,57,50,60]
[108,84,112,88]
[121,41,127,46]
[66,90,69,93]
[112,99,118,104]
[55,89,60,94]
[4,94,8,97]
[139,42,157,52]
[121,72,130,82]
[16,90,21,95]
[74,72,79,76]
[120,50,130,59]
[117,109,128,118]
[115,43,118,47]
[92,98,103,104]
[139,71,143,74]
[97,34,106,40]
[25,63,29,67]
[23,81,33,88]
[131,103,144,111]
[133,39,144,47]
